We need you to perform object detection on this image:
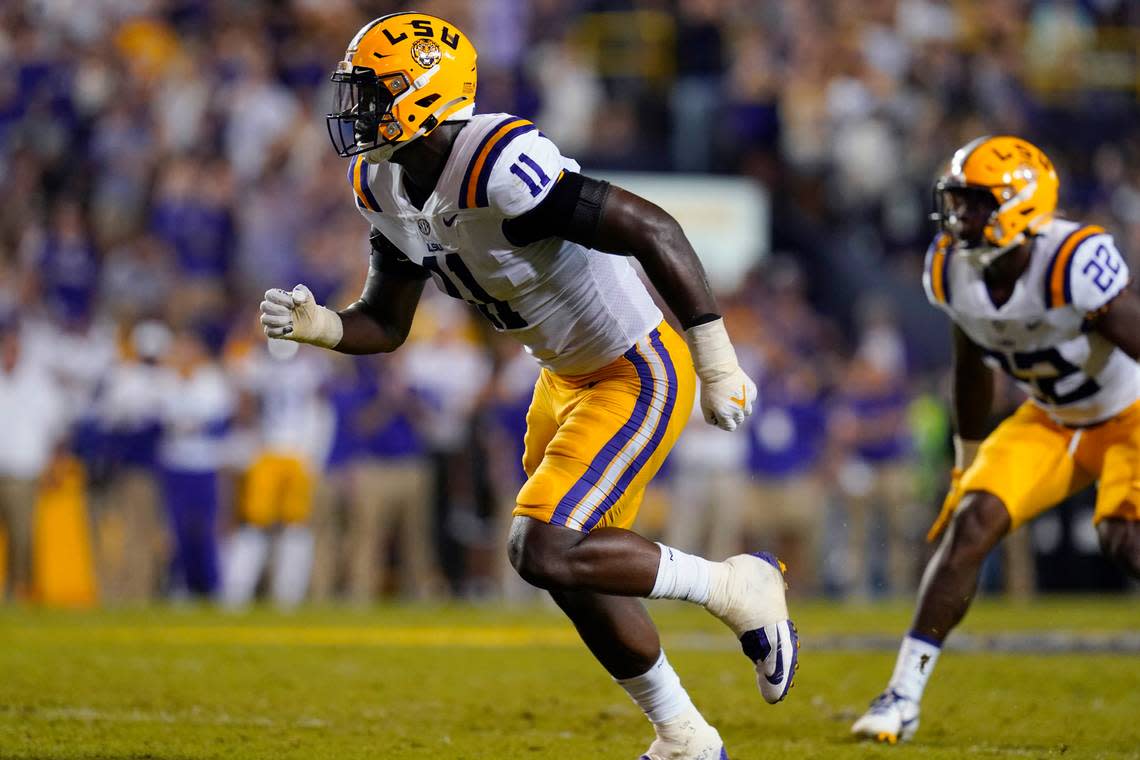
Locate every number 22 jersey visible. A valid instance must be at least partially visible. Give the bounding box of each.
[346,113,663,377]
[924,219,1139,426]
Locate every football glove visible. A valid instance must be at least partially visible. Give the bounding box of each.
[684,318,757,432]
[259,284,343,349]
[926,436,981,542]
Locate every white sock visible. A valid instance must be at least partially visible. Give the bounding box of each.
[271,524,313,609]
[648,543,721,605]
[222,526,270,608]
[616,650,699,725]
[887,633,941,702]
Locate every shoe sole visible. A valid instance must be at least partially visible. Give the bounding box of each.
[638,747,729,760]
[852,715,917,744]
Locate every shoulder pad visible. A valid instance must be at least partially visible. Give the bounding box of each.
[458,116,538,210]
[1043,225,1106,309]
[348,155,382,213]
[1057,229,1128,314]
[923,233,954,307]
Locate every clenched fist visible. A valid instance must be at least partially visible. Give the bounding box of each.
[259,284,343,349]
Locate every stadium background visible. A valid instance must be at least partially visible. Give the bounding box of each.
[1,0,1138,609]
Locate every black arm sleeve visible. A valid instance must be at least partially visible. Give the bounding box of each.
[501,172,611,249]
[370,227,430,280]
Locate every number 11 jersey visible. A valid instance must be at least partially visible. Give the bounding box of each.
[924,219,1139,426]
[347,112,662,377]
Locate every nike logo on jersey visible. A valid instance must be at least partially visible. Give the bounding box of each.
[443,214,458,227]
[729,384,747,409]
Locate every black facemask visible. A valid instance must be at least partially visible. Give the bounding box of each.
[932,183,999,249]
[326,66,407,158]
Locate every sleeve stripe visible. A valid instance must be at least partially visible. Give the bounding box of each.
[460,117,535,209]
[475,122,536,207]
[1046,225,1104,308]
[460,116,519,208]
[352,156,382,213]
[928,235,952,305]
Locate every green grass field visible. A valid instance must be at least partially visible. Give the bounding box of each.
[2,597,1138,759]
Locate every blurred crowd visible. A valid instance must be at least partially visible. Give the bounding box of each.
[1,0,1138,606]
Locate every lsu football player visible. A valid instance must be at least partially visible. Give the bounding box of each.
[852,136,1140,743]
[258,13,796,759]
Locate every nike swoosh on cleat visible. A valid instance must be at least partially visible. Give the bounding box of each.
[442,214,458,226]
[766,627,784,686]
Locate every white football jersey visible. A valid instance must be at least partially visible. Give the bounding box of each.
[348,113,662,376]
[924,219,1139,426]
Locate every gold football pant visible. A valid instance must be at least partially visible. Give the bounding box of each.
[514,322,696,532]
[935,399,1140,533]
[241,453,313,527]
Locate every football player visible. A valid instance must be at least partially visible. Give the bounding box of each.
[852,136,1140,744]
[259,13,797,759]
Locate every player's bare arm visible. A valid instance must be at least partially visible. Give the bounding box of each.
[259,229,426,355]
[506,173,757,431]
[332,231,428,355]
[1090,284,1140,360]
[590,186,720,329]
[949,323,994,460]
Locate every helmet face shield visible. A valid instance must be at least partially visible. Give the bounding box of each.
[326,65,408,158]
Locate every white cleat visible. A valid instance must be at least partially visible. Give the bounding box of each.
[851,689,920,744]
[706,552,798,704]
[638,711,728,760]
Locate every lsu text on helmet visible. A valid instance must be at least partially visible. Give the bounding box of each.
[932,135,1059,269]
[326,12,477,162]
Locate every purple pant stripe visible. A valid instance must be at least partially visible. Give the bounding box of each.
[579,330,678,531]
[549,332,658,527]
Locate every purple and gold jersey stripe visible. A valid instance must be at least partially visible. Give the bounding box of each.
[928,235,952,305]
[1045,225,1104,308]
[460,117,536,209]
[550,329,677,532]
[350,155,382,212]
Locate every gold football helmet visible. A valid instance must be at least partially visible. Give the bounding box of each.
[932,135,1059,268]
[327,12,477,162]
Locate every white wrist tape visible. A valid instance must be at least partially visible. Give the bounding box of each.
[291,286,344,349]
[683,318,740,381]
[953,435,981,471]
[305,304,344,349]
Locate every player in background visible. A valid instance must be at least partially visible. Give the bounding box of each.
[222,335,332,610]
[259,13,796,759]
[852,136,1140,743]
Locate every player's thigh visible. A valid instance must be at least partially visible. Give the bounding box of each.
[1092,412,1140,525]
[960,402,1094,530]
[516,325,695,532]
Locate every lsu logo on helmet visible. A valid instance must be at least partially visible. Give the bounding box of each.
[931,135,1059,268]
[326,12,477,162]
